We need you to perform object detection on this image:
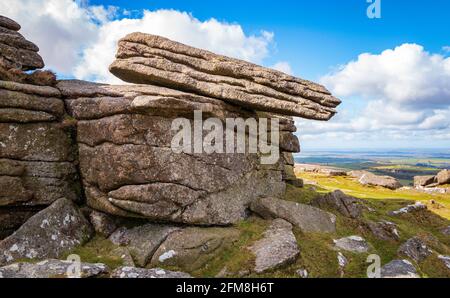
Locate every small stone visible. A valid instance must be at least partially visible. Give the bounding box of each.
[296,268,308,278]
[88,211,118,237]
[389,202,427,216]
[437,255,450,270]
[380,259,420,278]
[0,259,108,278]
[397,237,432,263]
[312,190,365,219]
[110,266,191,278]
[333,236,370,253]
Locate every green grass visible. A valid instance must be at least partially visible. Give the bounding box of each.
[297,172,450,220]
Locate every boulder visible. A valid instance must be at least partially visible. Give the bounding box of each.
[413,175,436,187]
[333,236,370,253]
[389,202,427,216]
[349,170,402,190]
[109,224,180,267]
[441,226,450,236]
[364,221,400,241]
[438,255,450,270]
[110,266,191,278]
[249,219,299,273]
[150,227,240,272]
[397,237,432,262]
[312,190,365,219]
[0,259,108,278]
[436,169,450,185]
[250,197,336,233]
[380,259,419,278]
[0,198,93,265]
[109,33,340,120]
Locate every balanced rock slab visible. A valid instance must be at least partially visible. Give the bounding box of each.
[249,219,299,273]
[109,33,340,120]
[250,197,336,233]
[0,198,93,265]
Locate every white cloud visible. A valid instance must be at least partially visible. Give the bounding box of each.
[301,43,450,148]
[1,1,274,82]
[75,9,274,83]
[321,44,450,109]
[443,46,450,53]
[271,61,293,75]
[0,0,118,74]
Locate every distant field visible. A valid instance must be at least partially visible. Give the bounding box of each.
[296,151,450,185]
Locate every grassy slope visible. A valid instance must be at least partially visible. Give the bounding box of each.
[66,173,450,278]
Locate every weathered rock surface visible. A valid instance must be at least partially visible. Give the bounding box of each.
[0,16,44,71]
[60,80,287,225]
[397,237,432,263]
[389,202,427,216]
[109,33,340,120]
[0,16,21,31]
[250,197,336,233]
[111,266,191,278]
[88,210,118,238]
[109,224,179,267]
[364,221,400,241]
[312,190,365,219]
[150,227,240,271]
[249,219,299,273]
[436,169,450,185]
[0,198,93,265]
[349,170,402,190]
[333,236,369,253]
[380,259,420,278]
[414,175,436,187]
[442,226,450,236]
[438,255,450,270]
[0,259,108,278]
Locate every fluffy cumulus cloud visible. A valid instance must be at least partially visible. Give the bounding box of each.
[0,0,274,83]
[298,44,450,148]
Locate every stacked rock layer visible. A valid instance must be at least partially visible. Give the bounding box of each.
[0,16,81,238]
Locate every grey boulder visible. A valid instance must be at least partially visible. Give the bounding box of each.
[333,236,370,253]
[0,259,108,278]
[312,190,365,219]
[250,197,336,233]
[380,259,419,278]
[397,237,432,263]
[0,198,93,265]
[249,219,299,273]
[111,266,191,278]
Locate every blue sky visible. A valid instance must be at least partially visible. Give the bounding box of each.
[2,0,449,150]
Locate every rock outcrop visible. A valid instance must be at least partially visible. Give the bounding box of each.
[109,33,340,120]
[380,259,419,278]
[0,20,80,238]
[397,237,432,263]
[312,190,365,219]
